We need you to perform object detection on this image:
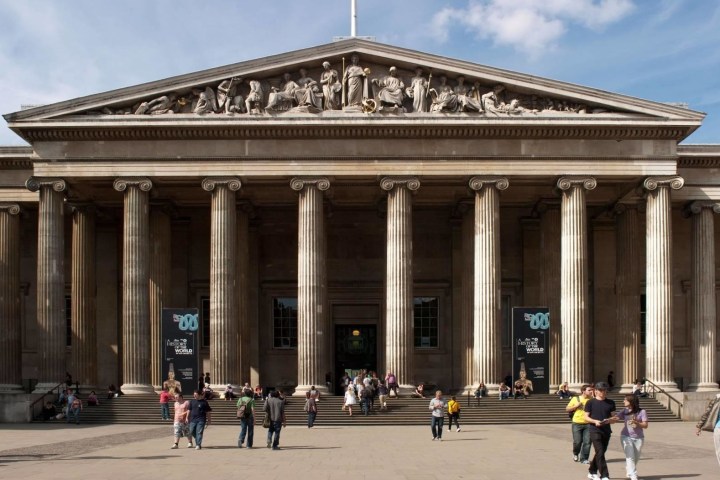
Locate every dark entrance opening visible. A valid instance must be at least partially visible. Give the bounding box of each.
[334,324,377,395]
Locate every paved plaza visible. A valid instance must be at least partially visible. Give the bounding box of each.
[0,421,716,479]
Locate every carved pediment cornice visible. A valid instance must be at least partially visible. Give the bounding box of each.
[16,123,691,142]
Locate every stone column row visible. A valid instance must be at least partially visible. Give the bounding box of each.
[0,204,22,391]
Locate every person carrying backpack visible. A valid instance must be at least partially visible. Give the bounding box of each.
[447,395,461,432]
[566,384,594,464]
[236,388,255,448]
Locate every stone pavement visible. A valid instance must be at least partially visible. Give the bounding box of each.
[0,421,716,479]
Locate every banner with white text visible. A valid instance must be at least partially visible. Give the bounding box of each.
[162,308,199,396]
[512,307,550,394]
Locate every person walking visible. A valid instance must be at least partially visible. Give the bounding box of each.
[159,386,171,421]
[378,381,389,410]
[447,395,461,432]
[696,392,720,467]
[616,394,649,480]
[171,393,193,449]
[237,388,255,447]
[343,386,357,416]
[583,382,617,480]
[264,390,285,450]
[429,390,446,441]
[304,391,318,428]
[566,384,594,464]
[188,389,212,450]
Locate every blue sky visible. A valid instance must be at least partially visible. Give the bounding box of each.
[0,0,718,145]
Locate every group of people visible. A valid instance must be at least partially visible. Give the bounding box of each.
[341,370,399,416]
[428,390,463,441]
[565,382,649,480]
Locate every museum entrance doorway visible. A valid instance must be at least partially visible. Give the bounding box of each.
[334,324,377,395]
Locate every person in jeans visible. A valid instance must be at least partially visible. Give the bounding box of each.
[304,391,317,428]
[264,390,285,450]
[237,388,255,447]
[429,390,446,441]
[447,395,461,432]
[616,394,648,480]
[159,386,171,421]
[566,384,594,464]
[583,382,618,480]
[188,389,212,450]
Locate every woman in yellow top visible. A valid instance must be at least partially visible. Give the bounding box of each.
[447,395,461,432]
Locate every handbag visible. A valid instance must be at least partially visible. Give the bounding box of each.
[701,397,720,432]
[262,412,271,428]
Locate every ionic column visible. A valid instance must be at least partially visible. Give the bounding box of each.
[27,177,66,393]
[381,177,420,391]
[460,202,474,392]
[538,203,561,390]
[643,176,683,392]
[614,204,641,393]
[149,205,172,388]
[70,204,97,390]
[202,177,241,390]
[470,177,508,393]
[114,177,154,394]
[687,201,720,391]
[0,204,22,392]
[557,177,596,390]
[236,203,252,385]
[291,177,330,395]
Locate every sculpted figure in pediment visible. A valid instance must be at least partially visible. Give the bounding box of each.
[342,53,369,110]
[295,68,323,111]
[429,75,459,113]
[217,77,245,115]
[482,84,507,116]
[372,66,405,111]
[320,61,341,110]
[192,86,218,115]
[266,73,300,111]
[134,93,178,115]
[454,76,482,113]
[406,67,430,113]
[245,79,264,114]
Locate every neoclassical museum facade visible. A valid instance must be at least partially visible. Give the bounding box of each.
[1,40,719,417]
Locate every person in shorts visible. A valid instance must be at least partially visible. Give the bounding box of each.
[171,393,193,449]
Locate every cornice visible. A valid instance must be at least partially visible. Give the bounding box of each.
[14,124,691,142]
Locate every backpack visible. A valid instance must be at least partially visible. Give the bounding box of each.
[237,399,252,419]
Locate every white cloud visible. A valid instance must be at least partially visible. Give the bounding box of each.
[430,0,635,57]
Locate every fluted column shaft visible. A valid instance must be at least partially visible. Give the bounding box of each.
[615,205,641,392]
[558,177,596,389]
[292,178,330,395]
[71,205,97,389]
[236,205,251,384]
[149,207,172,387]
[470,177,508,392]
[0,204,22,391]
[114,178,154,393]
[382,177,419,390]
[461,204,474,390]
[644,176,683,391]
[203,178,240,389]
[539,205,561,389]
[688,202,720,391]
[27,178,66,391]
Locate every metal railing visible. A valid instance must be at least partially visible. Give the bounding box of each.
[29,382,65,420]
[643,378,683,414]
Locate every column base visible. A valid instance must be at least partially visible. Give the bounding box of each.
[0,384,24,393]
[293,384,330,396]
[568,383,587,393]
[648,381,679,393]
[33,382,66,395]
[120,383,156,394]
[687,382,720,392]
[618,383,636,394]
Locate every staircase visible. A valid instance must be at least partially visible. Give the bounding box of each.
[42,393,680,426]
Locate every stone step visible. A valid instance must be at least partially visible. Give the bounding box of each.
[43,393,680,426]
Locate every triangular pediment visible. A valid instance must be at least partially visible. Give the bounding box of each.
[4,39,704,140]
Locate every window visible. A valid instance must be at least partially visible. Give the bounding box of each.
[201,296,210,348]
[413,297,439,348]
[273,297,298,348]
[640,294,646,346]
[65,295,72,347]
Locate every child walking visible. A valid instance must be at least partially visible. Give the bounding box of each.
[447,395,461,432]
[616,394,649,480]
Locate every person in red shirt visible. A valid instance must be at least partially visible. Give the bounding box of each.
[159,387,171,421]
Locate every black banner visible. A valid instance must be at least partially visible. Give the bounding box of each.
[512,307,550,394]
[162,308,199,396]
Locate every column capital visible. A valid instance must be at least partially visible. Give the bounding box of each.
[290,177,330,191]
[0,203,21,215]
[201,177,241,192]
[113,177,153,192]
[557,176,596,191]
[469,176,509,191]
[643,176,684,191]
[25,177,66,193]
[380,176,420,192]
[66,202,96,214]
[686,201,720,216]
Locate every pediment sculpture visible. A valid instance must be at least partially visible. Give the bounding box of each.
[93,54,611,118]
